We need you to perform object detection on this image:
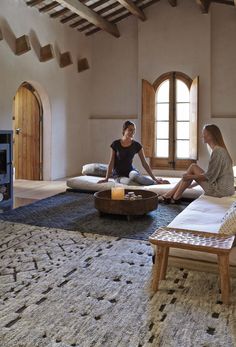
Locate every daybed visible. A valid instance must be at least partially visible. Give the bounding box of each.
[167,193,236,267]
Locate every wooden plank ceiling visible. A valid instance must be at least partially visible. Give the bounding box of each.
[25,0,236,38]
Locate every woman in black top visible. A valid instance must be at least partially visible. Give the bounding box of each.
[98,120,169,185]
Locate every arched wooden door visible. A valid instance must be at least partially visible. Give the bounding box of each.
[13,83,42,180]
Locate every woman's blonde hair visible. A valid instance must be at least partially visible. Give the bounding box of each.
[204,124,232,162]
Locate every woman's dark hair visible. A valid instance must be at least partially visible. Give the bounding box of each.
[122,120,135,135]
[204,124,232,163]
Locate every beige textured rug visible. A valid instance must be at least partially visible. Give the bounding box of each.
[0,221,236,347]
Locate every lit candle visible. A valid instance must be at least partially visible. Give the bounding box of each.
[111,187,125,200]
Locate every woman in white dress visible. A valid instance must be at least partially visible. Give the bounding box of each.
[159,124,235,203]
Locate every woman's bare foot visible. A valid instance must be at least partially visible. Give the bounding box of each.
[158,195,171,204]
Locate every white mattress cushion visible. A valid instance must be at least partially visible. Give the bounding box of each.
[168,193,236,233]
[168,194,236,266]
[66,175,203,199]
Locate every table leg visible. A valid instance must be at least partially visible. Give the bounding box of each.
[160,246,169,280]
[217,253,231,305]
[152,245,165,291]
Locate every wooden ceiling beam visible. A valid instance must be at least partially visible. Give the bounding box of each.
[73,2,120,29]
[70,0,107,21]
[168,0,177,6]
[90,0,111,9]
[55,0,120,37]
[86,12,131,36]
[196,0,211,13]
[211,0,235,6]
[61,13,79,23]
[116,0,146,21]
[212,0,234,4]
[69,0,107,10]
[71,20,85,28]
[79,6,126,31]
[112,12,131,23]
[50,8,69,17]
[26,0,44,6]
[85,0,161,36]
[39,1,60,12]
[140,0,161,9]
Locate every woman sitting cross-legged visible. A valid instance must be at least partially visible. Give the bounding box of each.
[98,120,170,186]
[159,124,235,204]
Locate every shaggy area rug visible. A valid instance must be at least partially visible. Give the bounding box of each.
[0,191,189,240]
[0,221,236,347]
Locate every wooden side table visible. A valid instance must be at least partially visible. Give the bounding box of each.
[149,227,235,304]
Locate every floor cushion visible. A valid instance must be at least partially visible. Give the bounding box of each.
[82,163,108,177]
[66,175,204,199]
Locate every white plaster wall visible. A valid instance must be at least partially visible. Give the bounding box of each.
[210,3,236,165]
[90,0,236,174]
[90,18,138,117]
[89,18,138,164]
[90,119,126,163]
[138,0,211,172]
[0,0,91,179]
[211,3,236,117]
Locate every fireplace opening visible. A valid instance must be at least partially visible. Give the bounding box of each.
[0,144,10,179]
[0,149,7,175]
[0,131,13,210]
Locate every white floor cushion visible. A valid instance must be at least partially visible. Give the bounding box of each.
[67,175,203,199]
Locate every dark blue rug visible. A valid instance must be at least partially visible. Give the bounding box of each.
[0,191,189,240]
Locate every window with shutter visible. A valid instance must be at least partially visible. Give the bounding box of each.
[142,72,199,170]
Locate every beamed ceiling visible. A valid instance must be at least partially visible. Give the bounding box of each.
[25,0,236,38]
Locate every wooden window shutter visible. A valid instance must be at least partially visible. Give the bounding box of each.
[141,79,155,157]
[189,76,199,160]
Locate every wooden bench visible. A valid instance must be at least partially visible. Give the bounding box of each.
[149,227,235,304]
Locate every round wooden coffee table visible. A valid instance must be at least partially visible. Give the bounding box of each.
[94,189,158,220]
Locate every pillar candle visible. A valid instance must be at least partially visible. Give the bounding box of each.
[111,187,125,200]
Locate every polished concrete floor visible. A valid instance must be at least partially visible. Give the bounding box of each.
[13,179,67,208]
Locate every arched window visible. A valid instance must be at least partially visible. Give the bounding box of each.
[142,72,199,170]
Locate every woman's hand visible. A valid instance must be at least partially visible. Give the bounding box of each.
[97,178,108,184]
[154,178,170,184]
[97,149,115,184]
